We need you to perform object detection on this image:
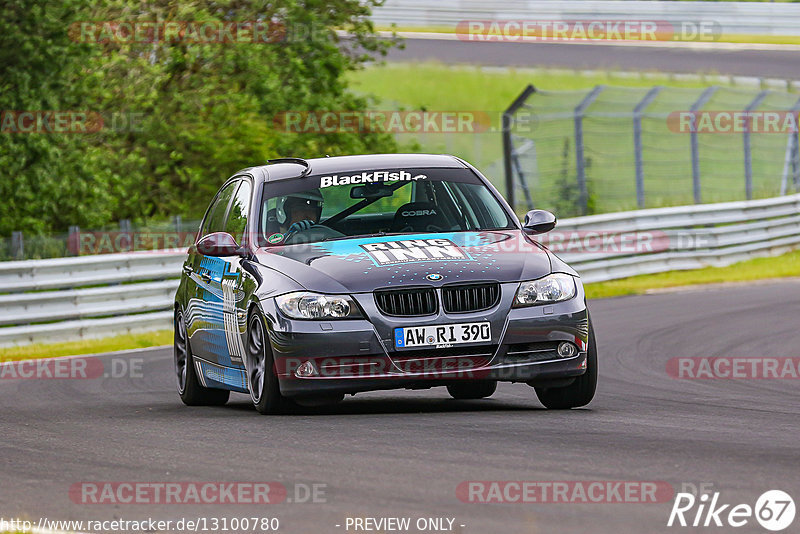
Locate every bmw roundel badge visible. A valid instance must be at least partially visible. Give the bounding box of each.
[425,273,443,281]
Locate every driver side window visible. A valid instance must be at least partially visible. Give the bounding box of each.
[201,181,238,237]
[226,180,252,245]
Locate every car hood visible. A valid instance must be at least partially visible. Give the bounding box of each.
[255,231,553,294]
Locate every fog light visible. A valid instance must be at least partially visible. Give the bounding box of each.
[557,342,578,358]
[295,360,317,378]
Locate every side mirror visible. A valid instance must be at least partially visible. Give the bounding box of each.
[197,232,242,257]
[522,210,557,235]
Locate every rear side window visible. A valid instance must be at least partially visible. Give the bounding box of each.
[201,181,238,237]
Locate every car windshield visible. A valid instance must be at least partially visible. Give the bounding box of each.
[258,168,514,247]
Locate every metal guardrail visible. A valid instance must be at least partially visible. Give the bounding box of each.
[552,193,800,282]
[0,192,798,346]
[371,0,800,36]
[0,252,184,347]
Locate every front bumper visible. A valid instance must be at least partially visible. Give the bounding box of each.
[262,282,589,398]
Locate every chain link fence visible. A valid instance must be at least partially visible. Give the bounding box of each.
[0,217,201,261]
[503,84,800,217]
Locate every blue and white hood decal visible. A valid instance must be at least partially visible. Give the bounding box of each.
[255,231,553,293]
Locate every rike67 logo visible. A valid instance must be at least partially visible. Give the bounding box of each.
[668,490,795,531]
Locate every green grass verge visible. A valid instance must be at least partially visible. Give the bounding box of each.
[584,249,800,299]
[348,61,728,110]
[0,329,172,362]
[379,26,800,46]
[346,61,727,171]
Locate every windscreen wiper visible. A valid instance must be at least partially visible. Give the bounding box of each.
[321,231,408,243]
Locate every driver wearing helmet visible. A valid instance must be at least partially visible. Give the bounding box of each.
[276,189,324,236]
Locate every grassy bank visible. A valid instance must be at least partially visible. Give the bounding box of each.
[0,330,172,362]
[379,26,800,46]
[584,249,800,299]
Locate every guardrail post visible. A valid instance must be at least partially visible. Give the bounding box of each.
[633,86,662,209]
[743,90,769,200]
[574,85,604,216]
[173,215,182,233]
[689,87,718,204]
[10,231,23,260]
[502,84,537,213]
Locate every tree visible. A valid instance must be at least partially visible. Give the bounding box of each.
[0,0,398,235]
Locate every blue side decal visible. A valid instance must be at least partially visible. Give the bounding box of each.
[197,360,248,393]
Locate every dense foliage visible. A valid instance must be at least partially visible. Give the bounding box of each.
[0,0,397,235]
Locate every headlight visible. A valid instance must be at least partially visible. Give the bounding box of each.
[513,273,578,307]
[275,292,362,320]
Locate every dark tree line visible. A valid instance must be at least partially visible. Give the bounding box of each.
[0,0,398,235]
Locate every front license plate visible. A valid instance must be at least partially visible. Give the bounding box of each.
[394,322,491,348]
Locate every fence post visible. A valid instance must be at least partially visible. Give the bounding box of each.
[510,140,536,211]
[10,231,23,260]
[790,97,800,192]
[502,84,537,214]
[689,87,718,204]
[780,98,800,195]
[793,134,800,192]
[68,225,81,256]
[173,215,182,233]
[743,90,768,200]
[633,86,662,209]
[574,85,604,216]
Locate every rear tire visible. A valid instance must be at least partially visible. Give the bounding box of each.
[446,381,497,399]
[535,319,597,409]
[245,310,289,415]
[174,309,230,407]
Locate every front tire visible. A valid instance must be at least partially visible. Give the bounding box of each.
[174,309,230,406]
[446,381,497,399]
[535,319,597,409]
[245,310,288,415]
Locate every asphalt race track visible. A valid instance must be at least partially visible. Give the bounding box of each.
[386,37,800,78]
[2,281,799,533]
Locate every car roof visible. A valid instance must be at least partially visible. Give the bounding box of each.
[240,154,468,183]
